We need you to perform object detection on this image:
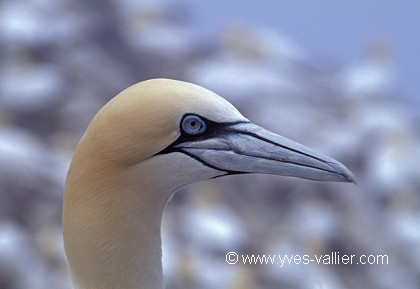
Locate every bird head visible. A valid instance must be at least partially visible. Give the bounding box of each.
[72,78,355,193]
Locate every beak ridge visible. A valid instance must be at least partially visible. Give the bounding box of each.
[176,122,356,184]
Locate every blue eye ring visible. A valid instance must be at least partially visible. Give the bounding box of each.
[181,115,207,135]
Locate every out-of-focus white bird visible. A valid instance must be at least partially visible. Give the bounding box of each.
[339,42,394,98]
[188,24,308,99]
[0,127,66,188]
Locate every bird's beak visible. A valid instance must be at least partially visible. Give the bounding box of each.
[174,122,356,183]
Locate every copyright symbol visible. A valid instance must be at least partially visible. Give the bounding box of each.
[226,252,239,264]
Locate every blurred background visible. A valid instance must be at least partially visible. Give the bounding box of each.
[0,0,419,288]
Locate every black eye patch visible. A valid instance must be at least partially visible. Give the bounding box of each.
[157,114,249,154]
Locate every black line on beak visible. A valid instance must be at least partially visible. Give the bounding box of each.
[226,126,332,166]
[164,147,244,176]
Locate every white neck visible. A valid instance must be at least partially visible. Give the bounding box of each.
[63,158,171,289]
[63,139,220,289]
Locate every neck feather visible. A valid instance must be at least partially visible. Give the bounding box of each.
[63,155,170,289]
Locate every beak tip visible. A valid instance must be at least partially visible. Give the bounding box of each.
[329,161,357,185]
[345,174,358,185]
[341,168,357,185]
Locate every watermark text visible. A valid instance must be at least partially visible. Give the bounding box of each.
[225,252,388,267]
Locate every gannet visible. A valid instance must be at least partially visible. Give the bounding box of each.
[63,78,355,289]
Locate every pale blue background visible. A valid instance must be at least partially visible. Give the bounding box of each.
[185,0,420,103]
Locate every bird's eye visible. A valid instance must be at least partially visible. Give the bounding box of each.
[181,115,207,135]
